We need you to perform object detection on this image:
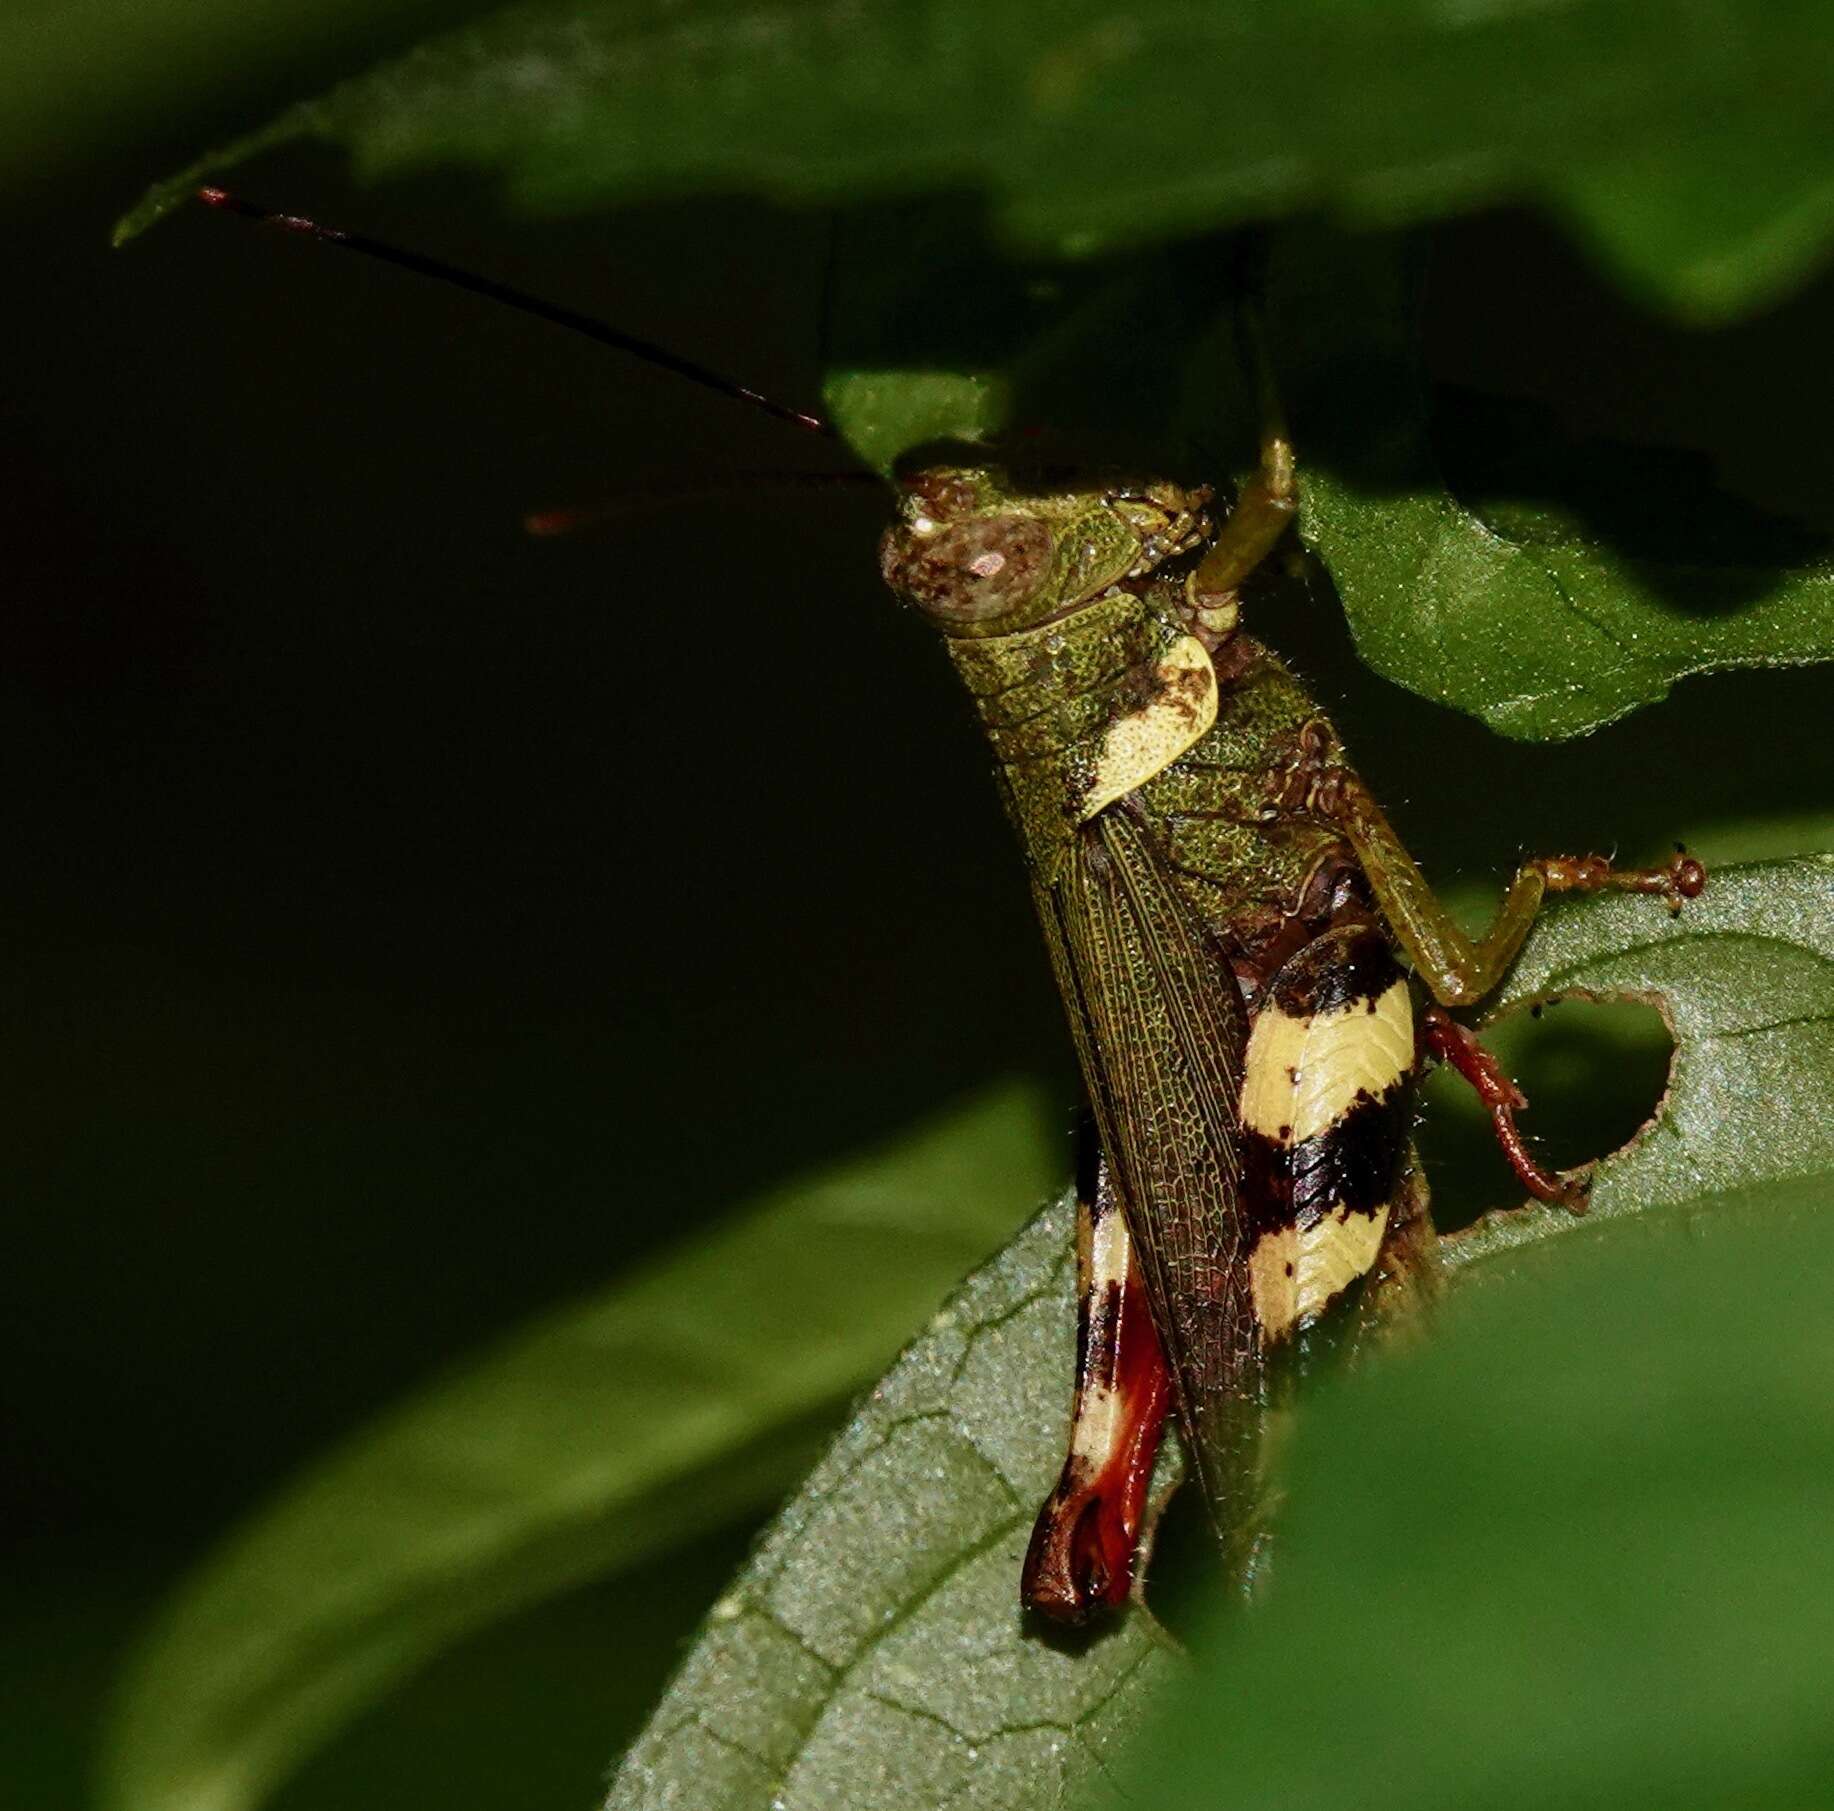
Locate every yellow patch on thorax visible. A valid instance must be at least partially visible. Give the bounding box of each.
[1240,977,1414,1145]
[1078,634,1217,822]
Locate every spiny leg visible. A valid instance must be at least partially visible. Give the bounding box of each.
[1312,768,1704,1008]
[1187,298,1297,633]
[1022,1137,1173,1623]
[1199,299,1703,1005]
[1420,1005,1582,1208]
[1187,431,1295,616]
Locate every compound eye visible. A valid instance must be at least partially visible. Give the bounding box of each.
[881,515,1054,626]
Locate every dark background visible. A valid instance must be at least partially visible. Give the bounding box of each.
[6,62,1833,1811]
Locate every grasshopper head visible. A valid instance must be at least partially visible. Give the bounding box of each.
[879,463,1211,638]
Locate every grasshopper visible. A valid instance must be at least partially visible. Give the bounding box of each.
[879,425,1704,1619]
[191,193,1704,1622]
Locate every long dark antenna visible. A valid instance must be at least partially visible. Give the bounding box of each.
[195,188,836,438]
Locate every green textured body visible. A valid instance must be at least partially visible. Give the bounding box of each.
[882,460,1699,1598]
[945,582,1347,954]
[882,465,1416,1564]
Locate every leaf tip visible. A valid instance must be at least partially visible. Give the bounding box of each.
[822,369,1011,477]
[112,182,185,247]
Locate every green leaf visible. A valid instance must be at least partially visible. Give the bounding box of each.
[1267,234,1834,740]
[101,1081,1059,1811]
[1303,456,1834,741]
[833,225,1834,736]
[605,857,1832,1811]
[828,374,1012,477]
[112,6,1834,738]
[0,0,460,180]
[117,0,1834,324]
[824,371,1012,478]
[1125,1175,1834,1811]
[1448,855,1834,1263]
[606,1195,1181,1811]
[820,230,1250,477]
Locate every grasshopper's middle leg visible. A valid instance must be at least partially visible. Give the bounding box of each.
[1308,767,1702,1206]
[1200,293,1701,1006]
[1022,1139,1172,1624]
[1312,768,1705,1008]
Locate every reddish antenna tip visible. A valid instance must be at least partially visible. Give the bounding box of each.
[192,187,342,244]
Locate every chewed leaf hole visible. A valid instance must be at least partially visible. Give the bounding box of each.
[1419,997,1675,1234]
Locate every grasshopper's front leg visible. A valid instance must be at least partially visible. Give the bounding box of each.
[1186,422,1297,639]
[1022,1136,1172,1624]
[1311,767,1705,1007]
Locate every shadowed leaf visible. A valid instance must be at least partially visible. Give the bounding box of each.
[1117,856,1834,1809]
[118,0,1834,328]
[828,229,1834,739]
[1269,237,1834,739]
[1127,1175,1834,1811]
[101,1082,1059,1811]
